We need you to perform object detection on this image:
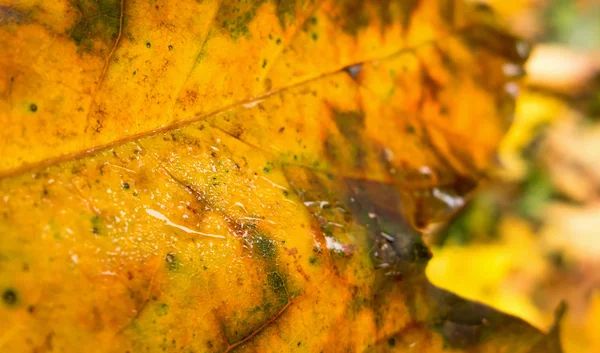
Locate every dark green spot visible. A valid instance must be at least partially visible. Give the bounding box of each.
[474,2,494,13]
[70,0,122,53]
[2,288,18,306]
[29,103,38,112]
[122,182,130,189]
[331,108,367,168]
[216,1,265,40]
[146,42,151,48]
[331,249,346,258]
[274,0,296,29]
[439,0,455,26]
[332,109,362,138]
[267,271,288,305]
[91,215,102,234]
[165,252,178,271]
[339,0,370,36]
[351,296,367,313]
[155,302,169,317]
[253,234,276,259]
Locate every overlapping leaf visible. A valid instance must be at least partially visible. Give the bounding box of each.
[0,1,559,352]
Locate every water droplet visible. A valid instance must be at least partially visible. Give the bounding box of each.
[146,209,225,239]
[502,63,525,78]
[344,64,362,80]
[504,82,520,98]
[234,202,249,214]
[383,147,395,162]
[432,187,465,210]
[260,176,288,191]
[516,40,531,60]
[325,236,344,251]
[419,166,433,177]
[380,232,395,242]
[406,186,467,229]
[243,99,265,108]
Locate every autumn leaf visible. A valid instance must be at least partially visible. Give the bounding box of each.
[426,4,600,347]
[0,0,558,352]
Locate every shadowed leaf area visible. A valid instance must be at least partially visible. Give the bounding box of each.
[0,0,560,352]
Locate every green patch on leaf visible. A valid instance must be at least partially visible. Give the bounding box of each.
[71,0,122,55]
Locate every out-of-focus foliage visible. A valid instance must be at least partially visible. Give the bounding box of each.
[427,1,600,353]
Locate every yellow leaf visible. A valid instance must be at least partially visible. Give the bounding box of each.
[0,1,555,352]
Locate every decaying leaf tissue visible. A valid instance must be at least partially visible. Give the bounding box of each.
[0,0,563,352]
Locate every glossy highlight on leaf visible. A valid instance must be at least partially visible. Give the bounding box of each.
[0,0,558,352]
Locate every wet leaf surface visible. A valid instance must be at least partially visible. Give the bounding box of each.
[0,0,559,352]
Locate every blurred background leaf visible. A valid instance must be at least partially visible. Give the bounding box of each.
[427,1,600,352]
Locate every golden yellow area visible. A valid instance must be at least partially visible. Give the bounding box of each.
[427,217,551,329]
[498,91,567,180]
[2,0,513,175]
